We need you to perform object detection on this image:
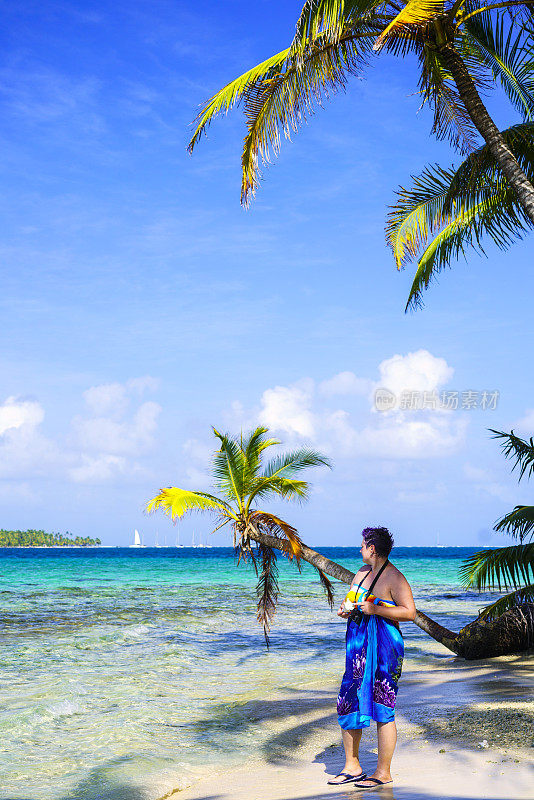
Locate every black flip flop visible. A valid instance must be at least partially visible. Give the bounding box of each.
[354,777,393,790]
[327,771,367,785]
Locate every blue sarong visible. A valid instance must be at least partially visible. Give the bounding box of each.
[337,588,404,730]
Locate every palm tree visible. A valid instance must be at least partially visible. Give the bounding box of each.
[188,1,534,224]
[387,120,534,310]
[460,429,534,618]
[148,425,534,657]
[147,426,335,643]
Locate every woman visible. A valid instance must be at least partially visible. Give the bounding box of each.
[328,526,416,790]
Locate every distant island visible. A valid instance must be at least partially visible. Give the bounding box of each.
[0,529,101,547]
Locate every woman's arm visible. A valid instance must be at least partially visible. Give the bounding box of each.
[357,573,416,622]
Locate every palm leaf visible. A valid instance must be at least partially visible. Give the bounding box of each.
[146,488,233,520]
[315,566,335,607]
[463,10,534,121]
[290,0,390,55]
[489,428,534,482]
[494,504,534,541]
[246,477,310,508]
[240,28,378,204]
[263,448,333,479]
[374,0,446,52]
[477,582,534,620]
[250,510,304,563]
[212,429,247,505]
[242,427,280,482]
[459,542,534,590]
[187,48,291,152]
[418,46,482,154]
[255,543,279,646]
[387,123,534,309]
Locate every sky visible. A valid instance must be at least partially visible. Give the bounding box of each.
[1,0,533,548]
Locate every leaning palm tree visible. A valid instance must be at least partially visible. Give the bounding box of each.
[188,2,534,224]
[460,429,534,621]
[147,426,335,643]
[387,120,534,310]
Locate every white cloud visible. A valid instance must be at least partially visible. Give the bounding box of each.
[319,371,372,397]
[83,383,129,417]
[375,349,454,410]
[238,352,466,461]
[258,379,316,439]
[0,377,161,485]
[69,454,135,484]
[0,397,44,434]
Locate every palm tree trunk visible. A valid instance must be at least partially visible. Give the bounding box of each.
[441,45,534,225]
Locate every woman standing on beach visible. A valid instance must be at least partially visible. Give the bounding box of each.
[328,527,416,790]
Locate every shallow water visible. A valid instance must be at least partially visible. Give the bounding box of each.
[0,546,497,799]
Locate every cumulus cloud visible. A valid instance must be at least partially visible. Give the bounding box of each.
[375,349,454,410]
[319,371,372,398]
[0,397,44,434]
[238,351,466,460]
[258,379,316,439]
[0,377,161,485]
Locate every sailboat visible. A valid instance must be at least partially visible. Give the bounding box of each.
[191,531,212,549]
[129,529,143,548]
[154,530,161,548]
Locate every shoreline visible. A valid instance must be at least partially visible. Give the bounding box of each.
[174,652,534,800]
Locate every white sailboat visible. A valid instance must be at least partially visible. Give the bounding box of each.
[129,529,143,548]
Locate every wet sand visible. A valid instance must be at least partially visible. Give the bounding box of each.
[175,653,534,800]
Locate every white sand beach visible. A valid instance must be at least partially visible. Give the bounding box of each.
[176,653,534,800]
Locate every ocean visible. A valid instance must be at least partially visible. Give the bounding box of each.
[0,546,498,799]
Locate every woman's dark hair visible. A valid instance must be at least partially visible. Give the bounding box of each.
[362,526,394,558]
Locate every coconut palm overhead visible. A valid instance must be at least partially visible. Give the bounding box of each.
[188,1,534,224]
[387,120,534,310]
[147,426,333,643]
[460,429,534,618]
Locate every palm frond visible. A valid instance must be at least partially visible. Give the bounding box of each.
[462,10,534,121]
[212,429,247,505]
[290,0,389,55]
[494,504,534,541]
[477,582,534,620]
[242,427,280,481]
[263,448,333,479]
[255,543,279,647]
[489,428,534,482]
[250,511,304,564]
[187,48,291,152]
[459,542,534,590]
[240,28,378,204]
[146,488,233,520]
[418,47,482,154]
[386,162,456,268]
[315,566,335,607]
[387,123,534,310]
[246,477,310,508]
[374,0,446,52]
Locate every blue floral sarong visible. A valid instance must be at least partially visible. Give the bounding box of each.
[337,586,404,730]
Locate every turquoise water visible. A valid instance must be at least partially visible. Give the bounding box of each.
[0,547,496,799]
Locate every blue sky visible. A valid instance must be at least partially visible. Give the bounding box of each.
[1,0,533,547]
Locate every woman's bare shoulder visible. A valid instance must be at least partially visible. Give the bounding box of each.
[351,565,371,585]
[389,563,411,587]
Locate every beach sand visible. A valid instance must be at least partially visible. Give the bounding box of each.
[175,652,533,800]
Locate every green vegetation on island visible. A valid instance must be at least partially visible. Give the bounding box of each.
[0,529,101,547]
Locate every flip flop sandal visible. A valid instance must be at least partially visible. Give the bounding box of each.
[354,777,393,790]
[327,771,367,785]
